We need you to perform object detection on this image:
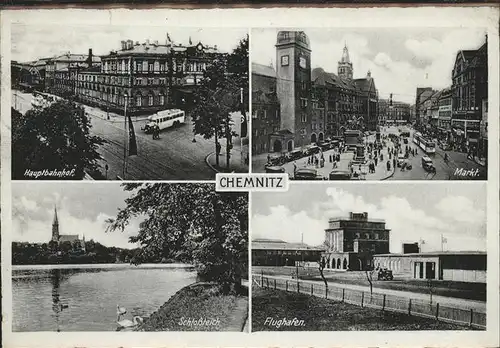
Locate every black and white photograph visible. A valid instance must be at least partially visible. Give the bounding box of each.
[11,182,249,331]
[251,184,486,331]
[11,25,249,180]
[252,28,488,180]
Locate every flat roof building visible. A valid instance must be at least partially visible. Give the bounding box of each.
[252,238,325,266]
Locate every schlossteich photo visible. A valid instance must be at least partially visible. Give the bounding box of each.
[11,24,249,180]
[11,182,249,332]
[252,28,488,181]
[251,183,486,331]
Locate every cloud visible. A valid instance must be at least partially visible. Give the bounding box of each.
[435,195,485,224]
[12,205,140,249]
[252,205,326,246]
[253,187,485,254]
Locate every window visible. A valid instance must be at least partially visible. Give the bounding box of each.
[300,98,308,108]
[149,95,154,106]
[136,95,142,106]
[142,61,148,73]
[160,95,165,105]
[355,233,360,239]
[252,109,258,119]
[137,62,142,73]
[281,55,289,66]
[154,61,160,73]
[365,233,370,239]
[374,233,379,240]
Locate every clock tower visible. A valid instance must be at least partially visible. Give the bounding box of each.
[275,31,312,148]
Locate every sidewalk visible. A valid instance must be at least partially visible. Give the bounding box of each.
[206,142,249,173]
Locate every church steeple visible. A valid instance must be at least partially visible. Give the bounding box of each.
[52,206,59,242]
[338,42,353,80]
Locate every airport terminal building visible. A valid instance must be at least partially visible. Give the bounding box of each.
[252,238,325,266]
[373,251,486,283]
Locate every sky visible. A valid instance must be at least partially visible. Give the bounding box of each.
[11,24,247,63]
[12,183,144,249]
[251,183,487,253]
[251,28,487,104]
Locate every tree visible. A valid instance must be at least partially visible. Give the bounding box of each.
[106,183,248,293]
[11,101,106,180]
[318,256,328,294]
[191,35,249,171]
[365,268,376,298]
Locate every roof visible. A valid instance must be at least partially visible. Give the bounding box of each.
[106,42,220,57]
[52,53,101,63]
[252,239,325,251]
[252,62,276,78]
[374,251,486,257]
[312,67,358,91]
[58,235,82,243]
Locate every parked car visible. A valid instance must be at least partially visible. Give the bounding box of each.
[265,166,285,173]
[294,168,324,180]
[328,170,351,180]
[377,268,394,280]
[421,156,435,172]
[289,149,303,161]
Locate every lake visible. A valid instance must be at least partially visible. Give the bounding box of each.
[12,264,197,332]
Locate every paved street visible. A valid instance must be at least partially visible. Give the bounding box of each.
[252,125,485,181]
[12,90,248,180]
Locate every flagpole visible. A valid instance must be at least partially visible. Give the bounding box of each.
[441,234,443,252]
[123,97,128,179]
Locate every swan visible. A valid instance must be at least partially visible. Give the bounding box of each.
[117,316,143,328]
[116,305,127,316]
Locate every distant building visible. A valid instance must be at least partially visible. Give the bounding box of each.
[251,238,324,266]
[322,212,390,271]
[402,242,420,254]
[450,36,487,156]
[378,99,410,125]
[437,87,452,137]
[373,251,486,283]
[51,206,86,252]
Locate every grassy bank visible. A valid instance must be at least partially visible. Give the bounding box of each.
[140,282,248,331]
[252,286,477,331]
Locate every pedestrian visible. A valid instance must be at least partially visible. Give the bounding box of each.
[329,154,332,163]
[293,161,297,176]
[320,157,325,168]
[333,161,337,169]
[374,157,378,166]
[307,157,311,166]
[336,154,340,162]
[393,158,396,170]
[267,154,271,163]
[386,160,391,171]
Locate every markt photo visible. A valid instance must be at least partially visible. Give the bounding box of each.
[251,183,486,331]
[11,182,249,332]
[11,23,249,180]
[252,28,488,181]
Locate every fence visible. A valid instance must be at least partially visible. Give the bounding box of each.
[255,274,486,330]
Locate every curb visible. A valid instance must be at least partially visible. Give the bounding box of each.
[205,152,220,173]
[380,168,395,181]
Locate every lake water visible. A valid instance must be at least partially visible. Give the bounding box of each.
[12,264,197,332]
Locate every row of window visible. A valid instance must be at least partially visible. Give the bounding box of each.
[77,88,167,107]
[101,59,208,74]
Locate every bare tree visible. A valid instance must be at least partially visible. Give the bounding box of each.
[365,268,376,298]
[427,279,435,306]
[318,257,328,293]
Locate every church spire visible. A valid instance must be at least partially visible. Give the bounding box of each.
[52,205,59,242]
[341,42,351,63]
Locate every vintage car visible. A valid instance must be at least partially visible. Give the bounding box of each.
[377,268,394,281]
[328,170,351,180]
[265,166,285,173]
[294,168,324,180]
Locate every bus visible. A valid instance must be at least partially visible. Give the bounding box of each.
[413,132,436,154]
[143,109,186,133]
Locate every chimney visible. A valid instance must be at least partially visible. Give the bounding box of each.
[146,39,150,45]
[87,48,93,67]
[121,40,126,50]
[214,45,218,50]
[154,40,159,46]
[127,40,133,49]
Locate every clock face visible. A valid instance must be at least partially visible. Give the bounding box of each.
[299,56,307,69]
[281,55,289,66]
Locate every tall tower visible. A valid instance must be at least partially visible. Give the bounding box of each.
[52,206,59,242]
[338,43,353,80]
[275,31,312,148]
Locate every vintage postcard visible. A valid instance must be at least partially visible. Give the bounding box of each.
[1,6,499,348]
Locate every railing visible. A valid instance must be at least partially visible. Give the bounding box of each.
[255,274,486,330]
